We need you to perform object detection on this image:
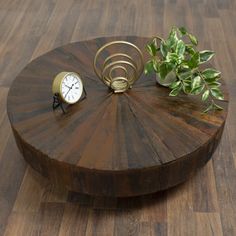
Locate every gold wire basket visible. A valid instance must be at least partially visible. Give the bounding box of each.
[93,41,144,93]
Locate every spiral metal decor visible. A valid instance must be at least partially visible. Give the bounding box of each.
[93,41,144,93]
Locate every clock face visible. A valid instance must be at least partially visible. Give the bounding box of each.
[61,73,83,104]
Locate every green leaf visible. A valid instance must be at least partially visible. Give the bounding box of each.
[152,59,160,72]
[203,103,214,113]
[159,62,175,80]
[169,87,181,96]
[178,70,192,80]
[166,53,179,64]
[185,45,196,55]
[144,60,154,75]
[188,33,198,46]
[183,84,192,94]
[212,103,223,110]
[146,42,157,57]
[191,75,202,90]
[176,40,186,57]
[180,64,191,70]
[208,81,221,88]
[203,101,223,113]
[199,50,215,63]
[188,52,200,69]
[166,28,178,49]
[204,77,218,83]
[191,84,205,95]
[160,41,168,58]
[202,68,221,79]
[211,88,224,100]
[182,79,192,94]
[204,101,223,113]
[170,80,181,89]
[178,26,187,35]
[202,90,210,101]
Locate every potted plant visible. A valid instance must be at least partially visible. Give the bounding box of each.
[144,26,224,112]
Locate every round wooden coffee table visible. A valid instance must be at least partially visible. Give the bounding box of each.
[7,36,229,197]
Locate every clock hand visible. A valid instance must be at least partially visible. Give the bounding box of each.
[71,82,77,87]
[64,84,71,89]
[65,87,72,98]
[64,82,79,99]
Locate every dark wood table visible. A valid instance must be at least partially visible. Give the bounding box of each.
[7,36,229,197]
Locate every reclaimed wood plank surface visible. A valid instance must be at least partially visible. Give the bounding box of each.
[7,36,228,197]
[0,0,236,235]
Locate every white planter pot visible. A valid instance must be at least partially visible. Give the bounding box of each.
[156,71,177,87]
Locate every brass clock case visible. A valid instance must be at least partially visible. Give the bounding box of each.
[52,72,83,104]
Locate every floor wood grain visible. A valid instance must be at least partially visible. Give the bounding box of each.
[0,0,236,235]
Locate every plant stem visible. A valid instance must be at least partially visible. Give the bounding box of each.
[196,69,215,105]
[196,70,209,90]
[175,70,187,92]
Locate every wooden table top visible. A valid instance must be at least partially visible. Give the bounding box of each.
[7,36,229,196]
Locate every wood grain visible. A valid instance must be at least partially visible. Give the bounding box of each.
[7,36,228,197]
[0,0,236,235]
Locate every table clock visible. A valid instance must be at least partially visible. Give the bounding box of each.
[52,72,86,113]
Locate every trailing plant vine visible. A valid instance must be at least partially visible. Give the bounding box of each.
[145,26,224,112]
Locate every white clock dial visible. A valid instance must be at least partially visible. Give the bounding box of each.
[61,73,83,104]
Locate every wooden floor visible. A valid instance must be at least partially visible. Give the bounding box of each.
[0,0,236,235]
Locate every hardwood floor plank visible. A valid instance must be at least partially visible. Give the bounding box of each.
[192,160,219,212]
[58,204,89,236]
[114,209,140,236]
[12,167,47,213]
[86,209,115,236]
[0,87,11,162]
[194,212,223,236]
[38,202,65,236]
[0,0,236,235]
[167,181,195,236]
[212,127,236,235]
[140,192,167,223]
[31,0,76,59]
[0,136,26,235]
[3,212,38,236]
